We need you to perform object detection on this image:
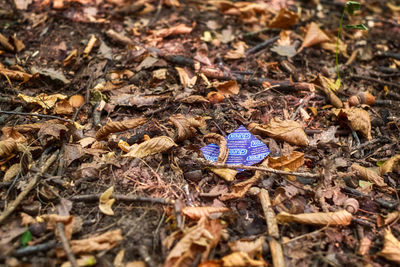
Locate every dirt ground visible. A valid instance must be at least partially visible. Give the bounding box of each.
[0,0,400,266]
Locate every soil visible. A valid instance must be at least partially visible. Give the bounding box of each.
[0,0,400,266]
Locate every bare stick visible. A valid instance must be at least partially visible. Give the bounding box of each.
[56,223,78,267]
[258,189,285,267]
[70,194,174,205]
[0,151,58,225]
[198,160,320,178]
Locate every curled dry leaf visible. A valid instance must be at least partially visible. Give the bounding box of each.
[0,65,32,82]
[99,186,115,216]
[276,210,353,226]
[0,138,17,160]
[61,255,96,267]
[20,212,36,226]
[298,22,330,52]
[122,136,177,158]
[212,80,239,96]
[169,114,207,142]
[351,163,394,193]
[249,119,309,146]
[57,229,123,257]
[95,117,146,140]
[204,133,229,163]
[40,214,75,239]
[175,67,197,88]
[378,228,400,264]
[269,8,299,29]
[334,108,372,140]
[54,99,73,115]
[224,41,247,60]
[221,251,267,267]
[379,154,400,176]
[18,93,67,109]
[207,91,225,103]
[182,206,230,220]
[4,163,20,182]
[268,151,304,171]
[317,74,343,107]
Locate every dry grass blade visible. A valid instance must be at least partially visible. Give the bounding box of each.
[95,117,146,140]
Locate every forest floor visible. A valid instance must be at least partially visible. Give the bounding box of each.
[0,0,400,266]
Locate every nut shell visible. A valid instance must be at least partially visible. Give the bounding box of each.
[348,92,375,106]
[344,198,359,214]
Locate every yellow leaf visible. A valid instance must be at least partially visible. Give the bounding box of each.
[18,93,67,109]
[378,228,400,264]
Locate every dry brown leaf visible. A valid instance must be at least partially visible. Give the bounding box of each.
[122,136,177,158]
[224,41,247,60]
[379,155,400,176]
[99,186,115,216]
[220,159,267,200]
[175,67,197,88]
[335,107,372,140]
[4,163,20,182]
[1,127,26,143]
[182,206,230,220]
[204,133,229,164]
[41,214,74,240]
[213,80,239,96]
[0,138,17,160]
[11,34,25,52]
[210,168,237,182]
[228,236,265,258]
[165,217,223,267]
[153,22,195,37]
[18,93,67,109]
[207,91,225,103]
[378,211,400,227]
[276,210,352,226]
[268,151,304,171]
[0,66,32,82]
[249,119,309,146]
[378,228,400,264]
[178,95,209,104]
[317,74,343,107]
[57,229,122,257]
[169,114,207,142]
[221,251,267,267]
[54,99,73,115]
[351,163,394,193]
[95,117,146,140]
[269,8,299,29]
[298,22,331,52]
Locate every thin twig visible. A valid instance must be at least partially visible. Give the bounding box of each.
[245,35,279,56]
[198,160,320,178]
[350,74,400,88]
[14,240,58,257]
[0,110,71,122]
[0,151,59,225]
[56,223,78,267]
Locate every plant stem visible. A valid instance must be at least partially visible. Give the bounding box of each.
[336,8,346,84]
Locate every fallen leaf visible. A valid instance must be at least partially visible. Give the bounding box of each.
[269,8,299,29]
[169,114,207,142]
[18,93,67,109]
[95,117,146,140]
[20,212,36,226]
[0,138,18,160]
[182,206,230,220]
[207,91,225,103]
[122,136,177,158]
[210,168,238,182]
[14,0,32,10]
[221,251,267,267]
[57,229,122,257]
[268,151,304,171]
[4,163,21,182]
[41,214,74,239]
[31,67,70,84]
[152,22,195,37]
[298,22,331,52]
[178,95,209,104]
[61,255,96,267]
[249,119,309,146]
[378,228,400,264]
[379,155,400,176]
[213,80,239,96]
[204,133,229,164]
[175,67,197,88]
[351,163,394,193]
[0,65,32,81]
[99,186,115,216]
[54,99,73,115]
[228,236,265,258]
[277,210,352,226]
[334,108,372,140]
[224,41,247,60]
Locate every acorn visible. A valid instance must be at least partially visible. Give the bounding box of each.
[344,198,359,214]
[348,92,375,106]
